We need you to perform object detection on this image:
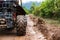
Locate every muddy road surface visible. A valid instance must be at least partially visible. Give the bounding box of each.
[0,35,26,40]
[0,15,47,40]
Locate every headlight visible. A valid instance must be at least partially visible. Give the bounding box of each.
[0,18,5,21]
[2,19,5,20]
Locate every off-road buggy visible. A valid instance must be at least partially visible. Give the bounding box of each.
[0,0,27,36]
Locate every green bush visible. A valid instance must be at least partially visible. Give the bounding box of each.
[24,0,60,19]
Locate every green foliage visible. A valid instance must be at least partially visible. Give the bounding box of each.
[24,0,60,18]
[30,2,41,16]
[39,0,54,18]
[23,7,30,14]
[40,0,60,18]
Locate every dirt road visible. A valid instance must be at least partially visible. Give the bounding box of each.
[0,15,47,40]
[0,35,26,40]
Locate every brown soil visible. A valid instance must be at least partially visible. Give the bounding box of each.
[29,14,60,40]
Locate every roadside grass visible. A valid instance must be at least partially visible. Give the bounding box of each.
[42,18,60,27]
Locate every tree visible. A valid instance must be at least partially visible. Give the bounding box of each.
[39,0,60,18]
[30,2,40,16]
[24,0,60,18]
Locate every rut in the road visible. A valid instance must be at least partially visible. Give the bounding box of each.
[28,15,60,40]
[27,15,54,40]
[26,15,47,40]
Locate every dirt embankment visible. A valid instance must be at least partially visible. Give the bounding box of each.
[29,15,51,40]
[46,24,60,40]
[29,15,60,40]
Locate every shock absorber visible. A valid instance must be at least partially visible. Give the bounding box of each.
[13,12,16,21]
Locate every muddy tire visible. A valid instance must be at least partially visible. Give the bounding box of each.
[16,15,27,36]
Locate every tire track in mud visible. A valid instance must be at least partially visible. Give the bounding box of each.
[25,15,47,40]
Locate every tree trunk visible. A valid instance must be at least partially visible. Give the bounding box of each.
[20,0,22,6]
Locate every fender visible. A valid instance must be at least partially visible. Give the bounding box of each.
[15,5,26,16]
